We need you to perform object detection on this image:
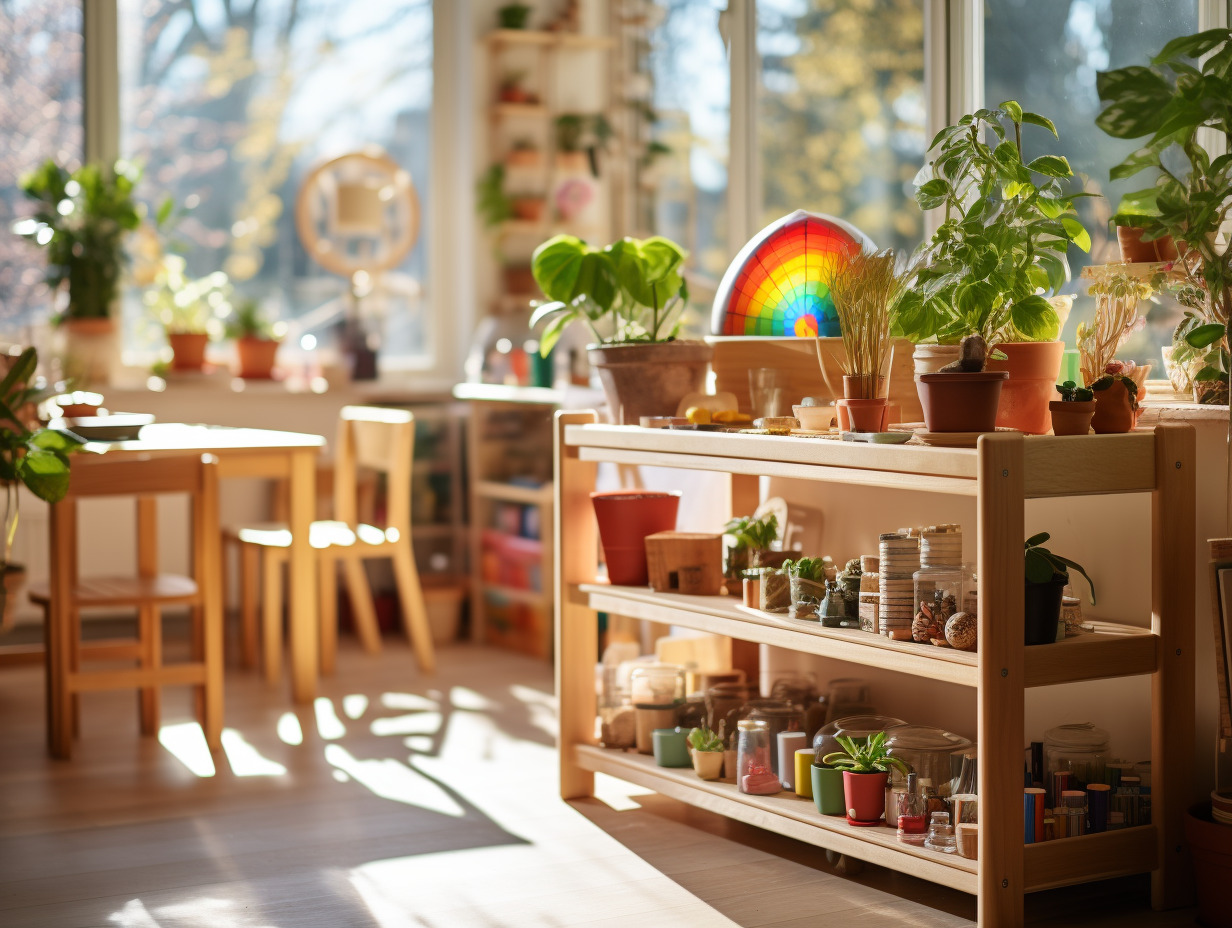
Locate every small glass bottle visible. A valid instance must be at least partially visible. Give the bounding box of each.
[897,772,928,845]
[924,810,957,853]
[736,719,780,795]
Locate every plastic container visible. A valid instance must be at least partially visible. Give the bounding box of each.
[736,719,780,794]
[1044,722,1110,801]
[631,663,686,754]
[705,682,756,741]
[748,703,804,776]
[912,564,963,637]
[884,725,973,792]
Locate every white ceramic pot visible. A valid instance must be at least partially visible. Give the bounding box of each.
[58,317,119,387]
[912,344,961,375]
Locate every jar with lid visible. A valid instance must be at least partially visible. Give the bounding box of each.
[1044,722,1110,802]
[883,724,973,793]
[736,719,780,794]
[705,682,755,740]
[911,564,963,643]
[747,703,804,776]
[630,663,686,755]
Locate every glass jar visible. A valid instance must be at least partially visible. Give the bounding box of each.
[769,670,819,709]
[1044,722,1110,802]
[812,714,907,762]
[911,565,963,642]
[629,663,685,706]
[884,725,973,793]
[736,719,780,794]
[705,682,755,741]
[748,703,804,776]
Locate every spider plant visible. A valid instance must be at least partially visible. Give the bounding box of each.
[821,731,911,777]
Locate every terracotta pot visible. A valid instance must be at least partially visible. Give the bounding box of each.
[843,770,888,825]
[1186,803,1232,928]
[1,564,27,633]
[844,397,888,433]
[841,374,885,400]
[692,750,724,780]
[816,338,921,423]
[502,265,537,295]
[556,151,590,174]
[985,341,1065,434]
[914,371,1009,433]
[590,490,680,586]
[236,337,280,379]
[912,343,961,375]
[506,149,541,169]
[1116,226,1178,264]
[1090,379,1138,434]
[59,317,118,386]
[167,332,210,372]
[512,197,546,222]
[1025,576,1066,645]
[1048,400,1095,436]
[834,400,851,431]
[588,341,713,425]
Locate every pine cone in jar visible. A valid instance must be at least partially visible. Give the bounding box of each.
[912,602,942,643]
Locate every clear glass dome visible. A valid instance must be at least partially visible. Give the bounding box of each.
[812,714,907,763]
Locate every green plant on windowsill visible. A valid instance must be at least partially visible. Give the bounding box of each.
[225,299,283,343]
[894,102,1091,351]
[1055,381,1093,403]
[821,732,911,777]
[143,255,232,337]
[781,556,828,583]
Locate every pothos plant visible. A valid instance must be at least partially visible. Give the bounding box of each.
[722,512,779,577]
[894,102,1091,350]
[529,234,690,355]
[1024,532,1096,604]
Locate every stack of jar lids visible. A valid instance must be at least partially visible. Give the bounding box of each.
[920,530,963,569]
[879,532,920,636]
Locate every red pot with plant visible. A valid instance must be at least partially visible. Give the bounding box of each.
[1048,381,1096,436]
[1116,225,1178,264]
[591,490,680,586]
[167,331,209,371]
[819,730,910,827]
[1090,368,1140,434]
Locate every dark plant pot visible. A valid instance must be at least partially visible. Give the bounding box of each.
[590,490,680,586]
[1117,226,1178,264]
[985,340,1065,435]
[588,341,713,425]
[915,371,1010,433]
[1185,802,1232,928]
[844,397,887,433]
[1048,399,1096,436]
[1024,576,1066,646]
[812,764,846,815]
[842,770,888,825]
[236,337,280,379]
[167,332,210,372]
[1090,379,1138,434]
[497,3,531,28]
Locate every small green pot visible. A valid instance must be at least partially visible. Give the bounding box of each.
[811,764,846,815]
[652,728,690,768]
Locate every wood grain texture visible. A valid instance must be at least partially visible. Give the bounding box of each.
[1023,826,1158,892]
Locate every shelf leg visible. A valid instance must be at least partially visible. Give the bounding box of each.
[555,410,599,800]
[1152,423,1196,909]
[977,433,1025,926]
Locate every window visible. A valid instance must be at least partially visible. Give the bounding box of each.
[117,0,433,365]
[984,0,1200,368]
[0,0,84,333]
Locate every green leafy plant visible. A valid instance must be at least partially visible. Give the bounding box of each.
[555,113,613,154]
[687,725,724,753]
[1055,380,1093,403]
[0,348,85,569]
[497,3,531,29]
[820,731,911,777]
[529,234,689,355]
[142,255,232,336]
[826,249,911,396]
[723,513,779,552]
[225,299,281,341]
[895,102,1090,349]
[1024,531,1096,604]
[14,159,142,322]
[477,164,514,228]
[782,556,828,583]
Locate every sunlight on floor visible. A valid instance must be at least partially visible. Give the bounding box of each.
[593,772,655,813]
[370,711,440,737]
[157,723,216,777]
[221,729,287,777]
[313,697,347,740]
[109,896,280,928]
[275,712,303,746]
[323,744,463,817]
[510,683,557,741]
[379,691,439,712]
[450,685,495,711]
[342,694,369,719]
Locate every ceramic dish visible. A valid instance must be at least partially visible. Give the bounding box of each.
[841,431,913,444]
[56,413,155,441]
[792,404,833,431]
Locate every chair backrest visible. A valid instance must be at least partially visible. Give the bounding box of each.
[333,406,414,532]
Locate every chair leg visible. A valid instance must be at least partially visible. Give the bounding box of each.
[319,557,338,676]
[138,604,161,736]
[392,543,435,674]
[240,542,260,669]
[262,553,284,684]
[69,607,81,740]
[341,557,382,654]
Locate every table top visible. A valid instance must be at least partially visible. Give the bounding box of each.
[81,422,327,455]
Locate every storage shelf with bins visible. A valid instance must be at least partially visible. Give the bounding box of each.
[555,416,1195,925]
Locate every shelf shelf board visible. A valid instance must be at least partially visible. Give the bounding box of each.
[485,29,615,49]
[578,584,1158,688]
[476,479,553,505]
[563,424,1158,499]
[490,103,550,118]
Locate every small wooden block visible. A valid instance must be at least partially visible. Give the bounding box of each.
[645,532,724,595]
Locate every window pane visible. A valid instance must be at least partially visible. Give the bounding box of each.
[0,0,83,333]
[984,0,1200,370]
[119,0,432,365]
[758,0,927,254]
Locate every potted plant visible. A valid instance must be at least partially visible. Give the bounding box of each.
[821,731,912,826]
[226,299,284,380]
[497,70,537,105]
[497,3,531,29]
[1049,381,1096,436]
[554,113,613,176]
[530,234,710,424]
[782,556,828,620]
[143,254,231,372]
[913,334,1008,433]
[896,102,1090,433]
[1171,308,1231,405]
[1077,270,1152,386]
[1096,28,1232,405]
[1024,532,1096,646]
[0,348,84,625]
[512,195,547,223]
[826,249,909,432]
[1089,364,1140,434]
[722,512,779,595]
[15,159,142,386]
[477,165,515,228]
[506,138,542,170]
[688,725,725,780]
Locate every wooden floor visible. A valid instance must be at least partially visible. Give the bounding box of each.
[0,635,1199,927]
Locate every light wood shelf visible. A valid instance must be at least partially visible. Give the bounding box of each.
[490,103,550,119]
[477,480,553,505]
[485,29,617,50]
[480,582,549,606]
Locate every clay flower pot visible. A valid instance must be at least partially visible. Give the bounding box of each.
[167,332,210,372]
[590,490,680,586]
[587,341,713,425]
[914,371,1009,433]
[1048,399,1096,436]
[512,197,546,222]
[1116,226,1178,264]
[842,770,888,826]
[692,750,724,780]
[236,337,280,379]
[1090,379,1138,434]
[843,397,888,433]
[985,341,1065,434]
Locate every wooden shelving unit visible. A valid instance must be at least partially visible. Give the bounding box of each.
[554,416,1196,925]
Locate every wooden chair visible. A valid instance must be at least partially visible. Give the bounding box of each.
[233,406,434,678]
[29,453,223,760]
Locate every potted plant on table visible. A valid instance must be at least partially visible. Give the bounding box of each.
[821,731,912,826]
[722,512,779,595]
[1088,364,1141,434]
[1024,532,1096,645]
[143,255,231,373]
[1096,28,1232,406]
[226,300,285,380]
[1049,381,1096,436]
[530,234,709,424]
[826,249,910,432]
[688,724,725,780]
[782,556,828,621]
[896,102,1091,433]
[14,159,142,386]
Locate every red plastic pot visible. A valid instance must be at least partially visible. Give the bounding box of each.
[985,341,1064,434]
[915,371,1009,433]
[843,770,888,825]
[844,397,887,433]
[590,490,680,586]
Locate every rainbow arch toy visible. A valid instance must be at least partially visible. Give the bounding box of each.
[710,210,875,337]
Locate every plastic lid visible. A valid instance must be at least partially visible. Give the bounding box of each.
[1043,722,1110,749]
[883,724,973,753]
[738,719,769,731]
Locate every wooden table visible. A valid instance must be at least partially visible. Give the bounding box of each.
[76,423,326,704]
